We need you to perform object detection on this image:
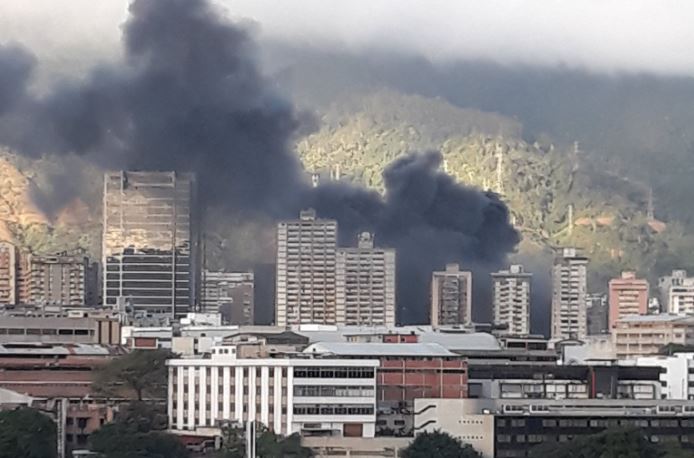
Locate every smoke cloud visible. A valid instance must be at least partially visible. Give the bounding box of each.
[0,0,519,323]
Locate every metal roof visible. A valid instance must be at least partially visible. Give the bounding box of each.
[303,342,457,357]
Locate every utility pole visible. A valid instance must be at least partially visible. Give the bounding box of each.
[647,187,655,220]
[246,420,256,458]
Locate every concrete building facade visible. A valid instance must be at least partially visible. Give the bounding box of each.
[27,254,97,307]
[201,270,254,325]
[430,263,472,327]
[336,233,396,327]
[633,353,694,400]
[102,171,198,317]
[608,271,649,329]
[612,314,694,358]
[276,209,338,326]
[492,265,531,335]
[586,294,609,335]
[167,349,379,438]
[669,270,694,315]
[551,248,588,340]
[415,398,694,458]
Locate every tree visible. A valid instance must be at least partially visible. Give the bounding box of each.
[93,349,173,401]
[528,428,694,458]
[401,431,482,458]
[217,422,312,458]
[89,402,188,458]
[0,407,57,458]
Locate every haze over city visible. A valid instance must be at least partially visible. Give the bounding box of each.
[0,1,693,457]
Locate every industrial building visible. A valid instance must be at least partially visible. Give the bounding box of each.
[336,232,396,327]
[102,171,198,317]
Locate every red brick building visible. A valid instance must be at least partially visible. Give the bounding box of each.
[304,337,468,436]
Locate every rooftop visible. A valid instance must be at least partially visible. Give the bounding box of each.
[303,342,457,357]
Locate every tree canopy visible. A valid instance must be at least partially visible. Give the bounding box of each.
[89,401,188,458]
[0,407,57,458]
[528,428,694,458]
[93,349,173,401]
[400,431,482,458]
[217,422,312,458]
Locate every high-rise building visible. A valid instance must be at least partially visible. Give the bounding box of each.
[275,209,337,326]
[102,171,198,317]
[430,263,472,327]
[551,247,588,340]
[201,270,254,325]
[608,271,649,328]
[27,254,96,306]
[491,264,531,335]
[586,293,608,335]
[668,270,694,315]
[0,241,21,305]
[336,232,396,327]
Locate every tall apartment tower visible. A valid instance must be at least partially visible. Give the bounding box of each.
[430,263,472,327]
[551,247,589,340]
[0,241,21,305]
[275,209,337,326]
[608,271,649,328]
[336,232,396,327]
[201,270,254,325]
[669,270,694,315]
[27,254,96,306]
[103,171,198,317]
[491,264,532,335]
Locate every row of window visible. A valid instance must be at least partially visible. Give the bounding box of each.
[293,405,374,415]
[293,367,375,379]
[294,385,374,397]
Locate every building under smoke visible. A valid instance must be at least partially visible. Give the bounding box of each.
[336,232,396,327]
[102,171,198,317]
[551,247,588,340]
[492,264,531,335]
[27,253,98,307]
[430,263,472,327]
[275,209,338,326]
[201,270,254,325]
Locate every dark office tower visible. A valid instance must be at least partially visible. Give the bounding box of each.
[103,171,198,317]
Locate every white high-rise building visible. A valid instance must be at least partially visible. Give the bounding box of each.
[551,247,588,340]
[103,171,198,317]
[492,264,531,335]
[430,263,472,327]
[668,270,694,315]
[336,232,396,327]
[275,209,337,326]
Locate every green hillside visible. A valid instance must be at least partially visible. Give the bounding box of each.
[296,89,694,287]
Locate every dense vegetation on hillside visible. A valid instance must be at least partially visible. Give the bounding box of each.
[1,88,693,296]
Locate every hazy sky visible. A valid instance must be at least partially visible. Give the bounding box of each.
[0,0,692,77]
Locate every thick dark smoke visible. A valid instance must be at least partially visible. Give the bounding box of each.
[310,152,519,323]
[0,0,519,323]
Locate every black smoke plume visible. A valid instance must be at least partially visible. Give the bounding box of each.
[0,0,519,323]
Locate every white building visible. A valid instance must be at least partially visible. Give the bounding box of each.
[633,353,694,400]
[551,248,588,340]
[276,209,338,326]
[430,264,472,327]
[491,265,531,335]
[669,270,694,315]
[336,233,396,327]
[167,348,379,438]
